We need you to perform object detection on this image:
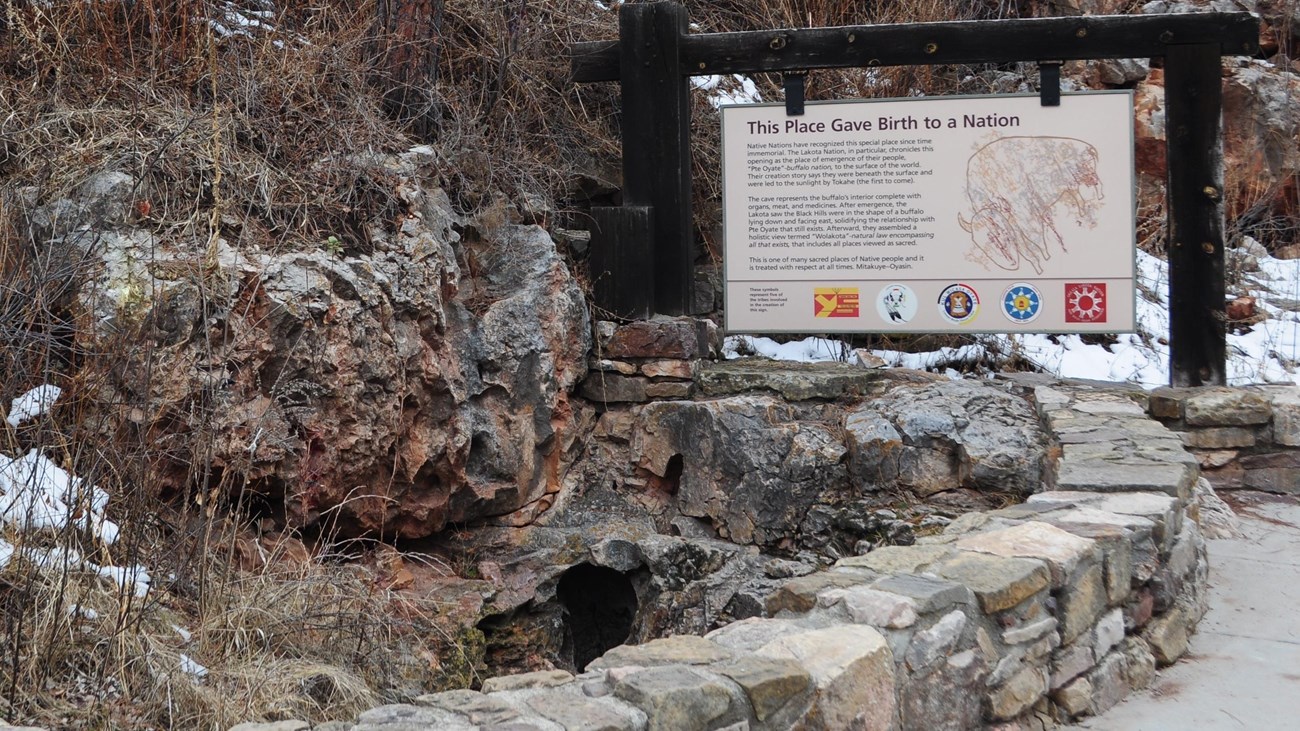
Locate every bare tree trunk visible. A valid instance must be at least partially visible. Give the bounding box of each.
[372,0,444,140]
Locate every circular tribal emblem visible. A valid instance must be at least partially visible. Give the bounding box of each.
[1002,283,1043,324]
[1065,283,1108,323]
[937,283,980,324]
[876,284,918,324]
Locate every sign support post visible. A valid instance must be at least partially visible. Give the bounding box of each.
[1165,43,1227,386]
[588,2,693,319]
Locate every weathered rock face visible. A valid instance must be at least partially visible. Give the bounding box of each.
[562,367,1050,555]
[368,378,1217,731]
[1134,61,1300,229]
[634,395,851,548]
[846,380,1049,498]
[50,149,589,538]
[1131,2,1300,250]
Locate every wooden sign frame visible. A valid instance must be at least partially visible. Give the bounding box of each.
[571,3,1259,386]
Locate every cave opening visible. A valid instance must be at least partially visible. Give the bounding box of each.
[556,562,638,671]
[662,453,683,495]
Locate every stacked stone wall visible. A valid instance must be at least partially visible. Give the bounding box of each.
[581,319,721,404]
[1148,385,1300,494]
[321,375,1212,731]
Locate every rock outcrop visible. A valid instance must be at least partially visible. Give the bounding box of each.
[573,350,1054,555]
[39,149,589,538]
[1131,2,1300,251]
[846,380,1048,497]
[1149,384,1300,496]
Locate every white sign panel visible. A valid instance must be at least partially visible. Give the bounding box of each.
[722,92,1136,333]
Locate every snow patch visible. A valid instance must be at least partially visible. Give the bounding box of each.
[6,384,62,427]
[0,449,117,543]
[179,654,209,679]
[695,74,762,108]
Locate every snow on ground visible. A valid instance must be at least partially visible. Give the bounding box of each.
[692,74,763,108]
[6,384,62,427]
[0,388,149,596]
[208,0,306,48]
[725,244,1300,388]
[179,654,210,679]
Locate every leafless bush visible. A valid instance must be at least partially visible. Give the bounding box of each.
[0,3,503,726]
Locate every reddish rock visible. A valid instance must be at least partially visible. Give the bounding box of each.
[1195,450,1239,469]
[603,318,716,359]
[1132,73,1166,180]
[1226,296,1258,321]
[82,172,590,540]
[1221,62,1300,225]
[641,359,696,380]
[1135,61,1300,246]
[1201,461,1246,490]
[1275,243,1300,260]
[234,537,266,573]
[1126,588,1155,630]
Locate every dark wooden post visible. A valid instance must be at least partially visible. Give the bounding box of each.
[619,1,693,316]
[589,206,654,319]
[1164,43,1226,386]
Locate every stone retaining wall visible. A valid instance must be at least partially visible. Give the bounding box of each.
[306,377,1211,731]
[580,320,720,404]
[1148,385,1300,494]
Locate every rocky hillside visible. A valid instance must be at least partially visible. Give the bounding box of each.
[0,0,1297,728]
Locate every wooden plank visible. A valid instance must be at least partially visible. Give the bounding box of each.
[589,206,654,320]
[572,12,1258,82]
[571,40,619,83]
[619,2,693,316]
[1165,43,1226,387]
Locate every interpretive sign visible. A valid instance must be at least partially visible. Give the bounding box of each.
[722,92,1135,334]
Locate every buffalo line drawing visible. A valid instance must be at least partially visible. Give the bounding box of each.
[958,136,1103,275]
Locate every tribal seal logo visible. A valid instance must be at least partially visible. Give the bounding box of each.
[937,283,980,324]
[1001,283,1042,324]
[1064,283,1107,323]
[876,284,918,324]
[814,287,859,318]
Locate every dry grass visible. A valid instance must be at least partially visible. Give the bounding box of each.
[0,2,529,726]
[0,0,623,256]
[0,517,477,729]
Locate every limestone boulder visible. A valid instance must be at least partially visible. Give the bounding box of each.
[612,666,749,731]
[711,655,814,731]
[756,625,897,731]
[633,396,849,547]
[845,381,1048,497]
[899,649,987,731]
[65,155,590,539]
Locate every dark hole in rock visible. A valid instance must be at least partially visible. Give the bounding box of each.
[467,431,495,479]
[662,453,683,495]
[557,563,637,670]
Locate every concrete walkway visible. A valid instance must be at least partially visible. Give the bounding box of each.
[1069,491,1300,730]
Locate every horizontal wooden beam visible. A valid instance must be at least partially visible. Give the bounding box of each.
[572,12,1258,83]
